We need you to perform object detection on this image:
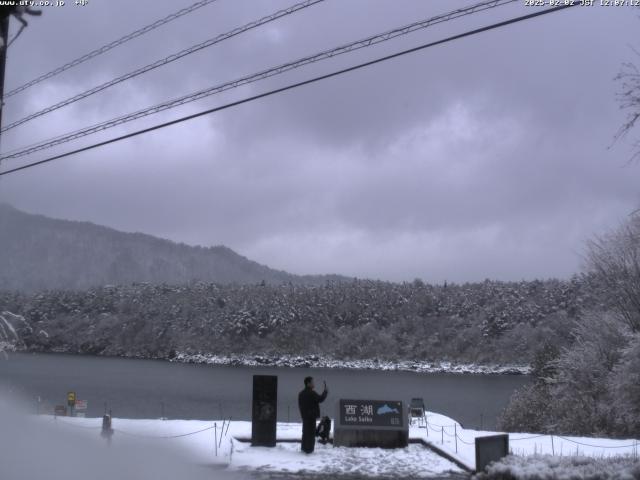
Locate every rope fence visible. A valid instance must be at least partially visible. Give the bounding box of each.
[556,436,638,449]
[456,433,475,446]
[52,417,101,430]
[418,415,639,456]
[114,424,217,439]
[51,413,234,457]
[50,408,639,460]
[510,434,547,441]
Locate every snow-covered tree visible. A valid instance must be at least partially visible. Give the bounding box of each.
[0,311,30,357]
[586,214,640,332]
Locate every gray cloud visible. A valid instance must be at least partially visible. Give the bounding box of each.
[0,0,638,282]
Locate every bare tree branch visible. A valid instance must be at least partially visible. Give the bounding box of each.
[614,51,640,162]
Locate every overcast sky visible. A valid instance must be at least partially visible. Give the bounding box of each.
[0,0,638,282]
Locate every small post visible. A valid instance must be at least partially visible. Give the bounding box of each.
[214,423,218,457]
[101,413,114,446]
[441,426,443,444]
[454,423,458,453]
[424,413,428,437]
[225,417,232,436]
[551,435,555,456]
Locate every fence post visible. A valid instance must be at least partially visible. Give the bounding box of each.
[225,416,232,436]
[454,423,458,453]
[551,435,555,456]
[220,419,226,449]
[214,423,218,457]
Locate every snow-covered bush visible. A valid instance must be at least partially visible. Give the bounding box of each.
[501,214,640,437]
[547,314,629,435]
[498,384,551,434]
[500,313,638,437]
[474,454,640,480]
[610,334,640,435]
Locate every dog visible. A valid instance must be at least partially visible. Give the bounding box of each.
[315,416,331,444]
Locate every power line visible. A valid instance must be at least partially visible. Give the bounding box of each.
[0,0,517,161]
[1,0,325,134]
[0,0,508,137]
[0,3,578,178]
[6,24,25,48]
[3,0,220,99]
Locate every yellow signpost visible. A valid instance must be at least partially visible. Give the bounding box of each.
[67,391,76,407]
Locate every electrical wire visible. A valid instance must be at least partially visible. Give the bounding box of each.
[6,24,25,48]
[1,0,326,133]
[0,0,517,156]
[4,0,220,98]
[0,3,578,177]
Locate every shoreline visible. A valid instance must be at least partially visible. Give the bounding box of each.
[12,347,531,375]
[172,352,531,375]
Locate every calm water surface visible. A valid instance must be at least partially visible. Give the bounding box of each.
[0,352,529,429]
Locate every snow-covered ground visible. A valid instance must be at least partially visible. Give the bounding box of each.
[232,442,463,478]
[475,455,640,480]
[411,412,640,471]
[173,352,530,375]
[42,416,464,478]
[39,411,640,477]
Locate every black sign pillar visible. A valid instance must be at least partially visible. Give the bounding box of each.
[251,375,278,447]
[475,434,509,472]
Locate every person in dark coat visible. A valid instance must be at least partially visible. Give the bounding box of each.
[298,376,328,453]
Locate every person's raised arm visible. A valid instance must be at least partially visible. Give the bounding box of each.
[318,381,328,402]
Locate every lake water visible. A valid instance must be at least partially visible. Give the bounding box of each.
[0,352,529,429]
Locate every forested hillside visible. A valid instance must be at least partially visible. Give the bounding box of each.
[0,204,345,291]
[0,275,610,366]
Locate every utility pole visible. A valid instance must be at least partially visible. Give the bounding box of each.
[0,14,9,154]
